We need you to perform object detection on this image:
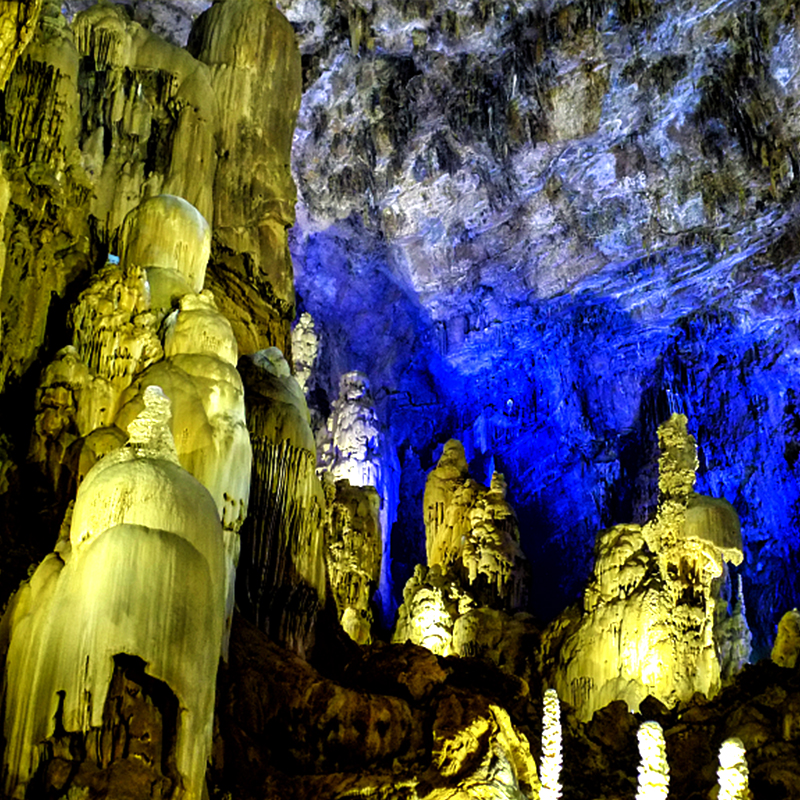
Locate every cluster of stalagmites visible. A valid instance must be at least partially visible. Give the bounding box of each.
[4,192,248,799]
[393,438,533,669]
[544,413,751,722]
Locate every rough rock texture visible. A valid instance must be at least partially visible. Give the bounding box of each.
[0,0,42,90]
[187,0,302,357]
[545,414,747,721]
[0,0,93,396]
[320,370,399,617]
[323,476,381,645]
[237,348,326,657]
[286,0,800,648]
[6,2,800,799]
[72,2,217,241]
[213,614,541,800]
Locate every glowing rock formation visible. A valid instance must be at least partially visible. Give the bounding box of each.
[291,310,319,396]
[72,3,217,235]
[29,254,162,488]
[771,608,800,668]
[117,290,251,649]
[187,0,302,353]
[0,0,43,90]
[424,440,528,609]
[237,348,326,656]
[69,261,161,410]
[547,414,744,721]
[322,370,399,618]
[635,721,669,800]
[393,565,474,656]
[717,738,750,800]
[121,193,212,300]
[540,689,563,800]
[323,476,382,644]
[395,440,532,665]
[2,387,226,800]
[118,291,250,532]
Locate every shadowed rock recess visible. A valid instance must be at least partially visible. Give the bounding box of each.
[2,0,800,797]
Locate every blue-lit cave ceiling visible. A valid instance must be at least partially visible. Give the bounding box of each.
[284,0,800,649]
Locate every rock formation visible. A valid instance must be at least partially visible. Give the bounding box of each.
[237,347,326,657]
[2,387,226,800]
[635,721,669,800]
[187,0,302,355]
[772,608,800,669]
[394,439,534,672]
[0,0,42,90]
[72,2,218,239]
[540,688,563,800]
[323,476,382,645]
[321,370,399,618]
[6,1,800,798]
[717,738,750,800]
[423,439,528,610]
[546,414,746,721]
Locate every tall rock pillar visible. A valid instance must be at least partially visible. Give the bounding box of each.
[188,0,302,355]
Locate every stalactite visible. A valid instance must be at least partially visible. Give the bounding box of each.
[237,349,326,657]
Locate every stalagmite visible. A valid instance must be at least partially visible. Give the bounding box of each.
[291,310,320,396]
[117,290,251,532]
[2,387,226,800]
[635,721,669,800]
[395,439,532,665]
[121,193,212,298]
[540,689,563,800]
[717,737,751,800]
[323,476,382,644]
[771,608,800,668]
[545,414,744,721]
[321,370,399,620]
[393,564,474,656]
[237,348,326,656]
[423,440,528,609]
[117,290,251,650]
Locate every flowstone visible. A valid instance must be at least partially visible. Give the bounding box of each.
[237,348,326,657]
[2,388,226,800]
[544,414,747,721]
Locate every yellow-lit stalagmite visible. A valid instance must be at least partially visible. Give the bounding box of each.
[2,387,227,800]
[545,414,746,721]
